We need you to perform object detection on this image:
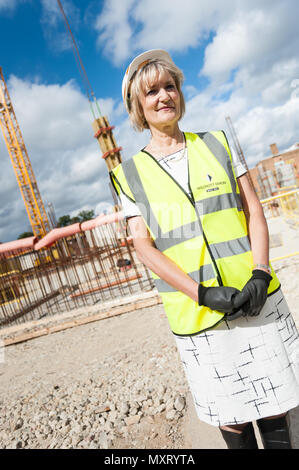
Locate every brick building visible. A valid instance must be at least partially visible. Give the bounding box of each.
[248,142,299,199]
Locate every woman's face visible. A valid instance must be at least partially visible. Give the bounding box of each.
[139,70,181,129]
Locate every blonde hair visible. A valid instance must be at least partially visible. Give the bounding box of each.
[128,59,185,132]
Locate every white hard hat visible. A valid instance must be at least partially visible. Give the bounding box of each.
[122,49,176,112]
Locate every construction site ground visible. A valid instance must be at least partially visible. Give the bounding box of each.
[0,215,299,450]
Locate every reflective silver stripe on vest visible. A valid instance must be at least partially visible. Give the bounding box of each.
[122,159,161,239]
[197,132,242,211]
[209,236,251,260]
[154,264,215,293]
[155,221,202,252]
[195,193,242,215]
[197,132,237,194]
[154,236,250,293]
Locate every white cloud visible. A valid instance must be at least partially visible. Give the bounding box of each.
[40,0,61,27]
[131,0,214,52]
[0,0,32,14]
[0,0,18,10]
[40,0,80,53]
[201,1,299,83]
[94,0,235,65]
[95,0,136,64]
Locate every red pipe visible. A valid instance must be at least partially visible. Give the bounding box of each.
[0,236,37,254]
[34,223,81,250]
[0,211,125,255]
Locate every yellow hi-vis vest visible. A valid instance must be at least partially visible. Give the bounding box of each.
[110,131,280,335]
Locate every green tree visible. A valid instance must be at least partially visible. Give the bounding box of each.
[18,231,34,239]
[78,210,95,221]
[57,215,72,227]
[70,216,81,224]
[57,210,95,227]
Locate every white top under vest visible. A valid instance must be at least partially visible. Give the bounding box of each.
[120,146,246,218]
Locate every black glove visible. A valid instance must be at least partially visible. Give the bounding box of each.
[198,285,249,314]
[226,269,272,321]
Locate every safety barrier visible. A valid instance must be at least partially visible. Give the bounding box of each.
[261,189,299,226]
[262,189,299,262]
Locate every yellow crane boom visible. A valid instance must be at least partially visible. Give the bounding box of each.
[0,67,50,239]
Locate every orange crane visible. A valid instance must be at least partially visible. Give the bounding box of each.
[0,67,50,239]
[57,0,122,171]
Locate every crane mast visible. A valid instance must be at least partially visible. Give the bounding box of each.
[0,67,50,238]
[57,0,122,171]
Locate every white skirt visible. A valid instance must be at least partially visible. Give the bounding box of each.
[174,289,299,427]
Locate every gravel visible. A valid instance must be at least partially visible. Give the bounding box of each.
[0,302,189,449]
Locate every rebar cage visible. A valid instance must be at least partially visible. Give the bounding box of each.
[0,219,154,328]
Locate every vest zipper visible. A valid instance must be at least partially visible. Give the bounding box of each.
[141,143,223,287]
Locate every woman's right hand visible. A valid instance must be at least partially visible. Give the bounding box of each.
[198,285,250,314]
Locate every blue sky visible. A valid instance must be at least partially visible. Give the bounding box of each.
[0,1,121,99]
[0,0,298,242]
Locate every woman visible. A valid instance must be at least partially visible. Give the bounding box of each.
[110,49,299,449]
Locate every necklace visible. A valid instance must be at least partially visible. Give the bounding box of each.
[157,145,187,163]
[149,133,186,163]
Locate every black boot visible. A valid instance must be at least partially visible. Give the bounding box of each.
[220,422,258,449]
[256,414,292,449]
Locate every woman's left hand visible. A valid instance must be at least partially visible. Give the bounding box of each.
[226,269,272,320]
